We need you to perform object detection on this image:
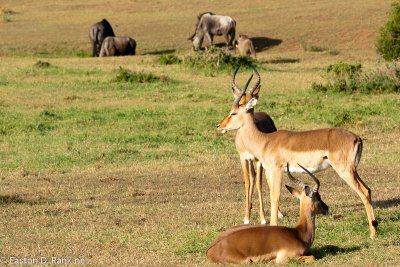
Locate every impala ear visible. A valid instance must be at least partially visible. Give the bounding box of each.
[244,97,258,111]
[285,185,301,199]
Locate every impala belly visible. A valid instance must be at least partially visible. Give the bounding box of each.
[262,150,331,173]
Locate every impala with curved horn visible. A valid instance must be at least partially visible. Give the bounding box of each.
[217,67,377,238]
[206,164,328,264]
[226,68,279,224]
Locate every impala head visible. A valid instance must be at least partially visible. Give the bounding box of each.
[217,66,261,133]
[285,163,329,216]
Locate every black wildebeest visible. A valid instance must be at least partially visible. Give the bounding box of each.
[188,12,236,51]
[89,19,115,57]
[99,36,136,57]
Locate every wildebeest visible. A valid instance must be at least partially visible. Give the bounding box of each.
[89,19,115,57]
[99,36,136,57]
[236,34,256,58]
[188,12,236,51]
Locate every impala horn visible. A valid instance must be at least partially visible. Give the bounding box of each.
[297,164,320,192]
[286,163,306,189]
[232,66,253,107]
[248,66,261,97]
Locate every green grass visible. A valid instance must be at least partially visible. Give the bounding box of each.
[0,1,399,266]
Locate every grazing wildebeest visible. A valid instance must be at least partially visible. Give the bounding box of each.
[99,36,136,57]
[89,19,115,57]
[188,12,236,51]
[236,34,256,58]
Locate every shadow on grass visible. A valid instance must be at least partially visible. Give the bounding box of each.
[260,58,301,64]
[142,49,176,55]
[374,197,400,209]
[250,37,282,52]
[310,245,362,259]
[0,194,51,206]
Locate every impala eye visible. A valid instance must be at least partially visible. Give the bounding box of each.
[231,112,237,116]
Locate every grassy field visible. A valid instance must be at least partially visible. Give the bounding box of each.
[0,0,399,266]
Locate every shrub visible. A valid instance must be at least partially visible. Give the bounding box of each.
[325,62,362,78]
[377,1,400,60]
[312,62,400,94]
[159,54,182,65]
[158,47,256,74]
[183,47,255,71]
[112,67,164,83]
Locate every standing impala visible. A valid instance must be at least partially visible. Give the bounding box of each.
[207,164,328,264]
[229,71,281,224]
[217,67,377,238]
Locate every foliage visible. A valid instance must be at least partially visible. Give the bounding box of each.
[311,62,400,94]
[112,67,165,83]
[158,47,256,74]
[377,1,400,60]
[159,54,182,65]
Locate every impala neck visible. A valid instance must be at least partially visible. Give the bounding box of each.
[296,202,316,249]
[238,110,270,157]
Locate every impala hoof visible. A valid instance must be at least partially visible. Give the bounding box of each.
[260,219,267,224]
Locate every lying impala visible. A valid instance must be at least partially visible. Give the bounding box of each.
[217,67,377,238]
[231,72,279,224]
[207,164,328,264]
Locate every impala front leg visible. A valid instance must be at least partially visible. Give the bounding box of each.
[266,169,284,219]
[269,170,282,225]
[240,158,251,224]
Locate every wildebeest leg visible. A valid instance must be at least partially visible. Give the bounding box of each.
[205,32,214,49]
[227,28,235,49]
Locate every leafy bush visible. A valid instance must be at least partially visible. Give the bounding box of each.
[112,67,165,83]
[312,62,400,94]
[325,62,362,78]
[158,47,256,74]
[377,1,400,60]
[159,54,182,65]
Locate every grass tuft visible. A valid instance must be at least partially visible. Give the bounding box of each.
[34,60,51,68]
[112,67,166,83]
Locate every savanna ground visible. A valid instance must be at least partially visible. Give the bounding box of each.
[0,0,399,266]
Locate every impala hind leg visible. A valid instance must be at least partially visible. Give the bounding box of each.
[240,158,251,224]
[337,168,377,238]
[255,161,266,224]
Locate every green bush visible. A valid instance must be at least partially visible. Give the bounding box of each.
[312,62,400,94]
[158,48,256,74]
[159,54,182,65]
[112,67,163,83]
[325,62,362,78]
[377,1,400,60]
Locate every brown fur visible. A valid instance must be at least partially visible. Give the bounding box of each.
[207,177,329,264]
[218,70,377,238]
[236,34,256,57]
[235,111,279,224]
